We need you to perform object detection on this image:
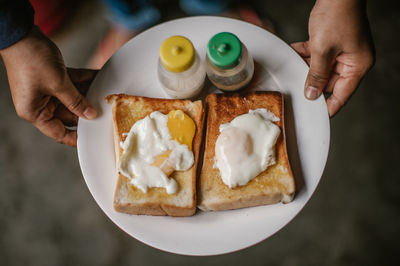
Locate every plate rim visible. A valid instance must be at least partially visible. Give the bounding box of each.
[77,16,330,256]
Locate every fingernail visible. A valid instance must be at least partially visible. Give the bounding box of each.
[305,86,321,100]
[83,107,97,119]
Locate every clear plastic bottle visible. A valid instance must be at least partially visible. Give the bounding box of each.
[205,32,254,91]
[158,35,205,99]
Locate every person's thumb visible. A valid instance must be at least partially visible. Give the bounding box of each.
[53,75,97,120]
[305,50,335,100]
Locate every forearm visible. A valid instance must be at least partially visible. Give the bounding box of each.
[0,26,54,64]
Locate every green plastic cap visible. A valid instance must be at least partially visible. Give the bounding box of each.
[207,32,242,69]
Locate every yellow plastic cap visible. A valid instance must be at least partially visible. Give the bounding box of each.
[160,36,195,72]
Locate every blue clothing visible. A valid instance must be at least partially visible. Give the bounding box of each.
[180,0,229,16]
[105,0,229,30]
[103,0,161,30]
[0,0,34,50]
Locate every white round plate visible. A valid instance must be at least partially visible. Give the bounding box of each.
[77,16,330,256]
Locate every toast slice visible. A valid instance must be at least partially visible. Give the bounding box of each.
[106,94,205,216]
[198,92,295,211]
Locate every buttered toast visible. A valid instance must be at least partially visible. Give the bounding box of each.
[198,92,295,211]
[106,94,204,216]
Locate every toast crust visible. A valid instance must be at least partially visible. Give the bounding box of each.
[198,92,295,211]
[106,94,205,216]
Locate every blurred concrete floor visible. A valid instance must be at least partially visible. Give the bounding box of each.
[0,0,399,265]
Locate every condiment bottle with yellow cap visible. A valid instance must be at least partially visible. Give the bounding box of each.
[158,35,205,98]
[205,32,254,91]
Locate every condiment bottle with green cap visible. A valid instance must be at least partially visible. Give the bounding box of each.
[205,32,254,91]
[158,35,205,98]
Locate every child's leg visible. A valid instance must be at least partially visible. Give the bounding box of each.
[88,0,160,69]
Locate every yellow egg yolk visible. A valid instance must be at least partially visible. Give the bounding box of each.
[167,110,196,150]
[152,110,195,177]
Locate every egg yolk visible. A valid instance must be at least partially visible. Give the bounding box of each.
[215,126,253,165]
[152,110,195,177]
[167,110,196,150]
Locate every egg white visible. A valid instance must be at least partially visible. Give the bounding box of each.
[119,111,193,194]
[215,109,281,188]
